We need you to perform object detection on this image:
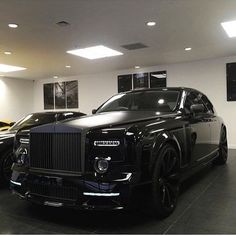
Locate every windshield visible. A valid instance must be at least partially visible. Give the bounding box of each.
[9,113,56,131]
[97,90,180,113]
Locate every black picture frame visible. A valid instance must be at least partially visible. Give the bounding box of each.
[43,83,54,110]
[118,74,132,93]
[150,71,167,88]
[133,73,148,89]
[226,63,236,101]
[66,80,78,108]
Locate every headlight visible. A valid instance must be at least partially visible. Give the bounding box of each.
[94,157,111,174]
[15,147,28,165]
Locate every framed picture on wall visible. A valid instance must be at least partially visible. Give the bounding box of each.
[133,73,148,89]
[66,80,78,108]
[226,63,236,101]
[55,82,66,109]
[150,71,167,88]
[118,74,132,93]
[43,83,54,110]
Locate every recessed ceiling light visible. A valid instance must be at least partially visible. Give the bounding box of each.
[135,66,140,69]
[146,21,156,27]
[53,76,58,79]
[65,65,71,68]
[67,45,123,60]
[221,20,236,38]
[0,64,26,72]
[184,47,192,51]
[8,23,18,28]
[4,51,12,55]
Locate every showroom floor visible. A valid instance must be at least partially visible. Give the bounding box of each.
[0,150,236,234]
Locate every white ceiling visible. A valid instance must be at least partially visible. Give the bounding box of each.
[0,0,236,80]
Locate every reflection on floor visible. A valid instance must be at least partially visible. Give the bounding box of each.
[0,150,236,234]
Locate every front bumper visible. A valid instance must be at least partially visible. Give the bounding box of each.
[11,164,138,210]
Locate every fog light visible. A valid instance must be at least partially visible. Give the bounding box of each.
[94,158,109,174]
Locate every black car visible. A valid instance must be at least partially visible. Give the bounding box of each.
[0,111,85,186]
[11,88,227,218]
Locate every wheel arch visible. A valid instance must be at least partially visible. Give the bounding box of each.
[149,131,182,174]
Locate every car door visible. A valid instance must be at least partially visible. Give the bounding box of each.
[184,91,212,165]
[201,94,221,153]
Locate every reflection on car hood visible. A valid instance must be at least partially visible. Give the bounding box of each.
[61,111,177,130]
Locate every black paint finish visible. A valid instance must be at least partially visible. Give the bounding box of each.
[11,88,226,213]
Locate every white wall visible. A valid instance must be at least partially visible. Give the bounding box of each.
[33,55,236,148]
[0,77,34,122]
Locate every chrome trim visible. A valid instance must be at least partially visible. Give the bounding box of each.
[44,201,63,207]
[94,140,120,147]
[10,180,22,186]
[83,192,120,197]
[20,138,29,144]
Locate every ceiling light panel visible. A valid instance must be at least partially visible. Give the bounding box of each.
[146,21,156,26]
[185,47,192,51]
[221,20,236,38]
[67,45,123,60]
[0,64,26,72]
[8,23,18,28]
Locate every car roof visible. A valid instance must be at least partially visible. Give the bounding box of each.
[121,87,201,94]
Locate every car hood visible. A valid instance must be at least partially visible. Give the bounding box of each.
[58,111,178,130]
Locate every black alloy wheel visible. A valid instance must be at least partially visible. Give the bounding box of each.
[152,144,180,218]
[214,127,228,165]
[0,150,14,186]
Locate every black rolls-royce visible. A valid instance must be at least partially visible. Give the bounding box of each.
[0,111,85,186]
[11,88,227,218]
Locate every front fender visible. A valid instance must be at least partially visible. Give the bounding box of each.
[148,131,182,173]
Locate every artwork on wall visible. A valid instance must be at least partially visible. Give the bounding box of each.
[66,80,78,108]
[43,83,54,110]
[117,70,167,92]
[43,80,79,109]
[226,63,236,101]
[118,74,132,93]
[150,71,167,88]
[133,73,148,89]
[55,82,66,109]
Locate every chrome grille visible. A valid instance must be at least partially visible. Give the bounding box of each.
[30,133,81,172]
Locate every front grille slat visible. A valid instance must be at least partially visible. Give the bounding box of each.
[30,133,81,172]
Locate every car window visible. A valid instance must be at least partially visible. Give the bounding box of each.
[0,122,7,128]
[97,90,180,113]
[9,114,56,131]
[201,95,215,114]
[184,92,208,113]
[57,112,80,121]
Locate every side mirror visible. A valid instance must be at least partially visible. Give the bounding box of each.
[190,104,205,114]
[9,122,15,127]
[92,109,97,114]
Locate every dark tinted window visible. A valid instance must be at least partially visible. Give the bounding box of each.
[184,92,208,113]
[57,112,84,121]
[97,90,180,113]
[9,113,56,131]
[0,122,8,128]
[201,95,215,114]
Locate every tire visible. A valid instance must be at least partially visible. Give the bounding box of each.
[214,127,228,165]
[0,149,14,186]
[152,144,180,218]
